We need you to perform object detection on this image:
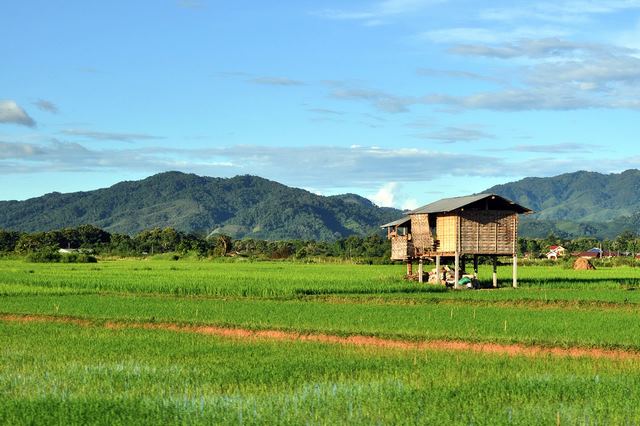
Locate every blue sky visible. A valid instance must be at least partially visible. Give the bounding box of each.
[2,0,640,208]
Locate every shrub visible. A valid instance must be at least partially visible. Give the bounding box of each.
[26,248,62,263]
[60,253,98,263]
[594,256,638,268]
[26,249,98,263]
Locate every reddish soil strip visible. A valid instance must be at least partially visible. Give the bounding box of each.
[0,313,92,326]
[2,313,639,360]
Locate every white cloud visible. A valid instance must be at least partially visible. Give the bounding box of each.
[33,99,59,114]
[527,54,640,87]
[480,1,640,25]
[0,141,41,158]
[0,100,36,127]
[417,68,504,84]
[250,77,305,86]
[413,126,494,143]
[449,38,630,59]
[422,89,597,111]
[3,140,640,192]
[61,129,163,142]
[0,140,515,186]
[307,108,344,115]
[369,182,421,209]
[327,37,640,113]
[328,84,415,113]
[612,18,640,50]
[402,198,419,210]
[370,182,399,207]
[487,143,602,153]
[316,0,444,24]
[421,27,568,44]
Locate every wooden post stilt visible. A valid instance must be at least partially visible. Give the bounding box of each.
[418,259,424,283]
[407,260,413,277]
[454,252,460,289]
[473,254,479,278]
[513,254,518,288]
[435,255,441,285]
[492,255,498,288]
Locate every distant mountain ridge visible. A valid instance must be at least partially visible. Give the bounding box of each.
[4,169,640,240]
[486,169,640,238]
[0,172,402,240]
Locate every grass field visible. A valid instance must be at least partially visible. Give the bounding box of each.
[3,258,640,424]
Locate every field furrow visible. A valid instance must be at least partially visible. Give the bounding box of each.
[3,312,640,361]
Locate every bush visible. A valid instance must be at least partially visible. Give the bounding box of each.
[26,248,62,263]
[594,256,639,268]
[60,253,98,263]
[26,249,97,263]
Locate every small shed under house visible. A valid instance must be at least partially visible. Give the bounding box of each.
[381,193,532,289]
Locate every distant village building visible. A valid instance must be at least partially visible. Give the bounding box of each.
[381,194,532,288]
[58,248,79,254]
[546,245,566,260]
[58,248,94,255]
[572,247,618,259]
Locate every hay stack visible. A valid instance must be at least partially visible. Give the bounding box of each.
[573,257,596,270]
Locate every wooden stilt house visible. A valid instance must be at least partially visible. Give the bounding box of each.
[381,194,532,288]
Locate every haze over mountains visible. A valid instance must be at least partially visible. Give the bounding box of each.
[2,170,640,240]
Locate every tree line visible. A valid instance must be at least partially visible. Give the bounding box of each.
[3,225,639,263]
[0,225,391,262]
[517,231,640,257]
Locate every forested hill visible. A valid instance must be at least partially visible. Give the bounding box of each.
[0,172,402,240]
[486,169,640,238]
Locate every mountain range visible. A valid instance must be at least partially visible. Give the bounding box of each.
[0,172,401,240]
[2,169,640,240]
[487,169,640,239]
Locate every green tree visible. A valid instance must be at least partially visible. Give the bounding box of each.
[76,224,111,246]
[613,230,637,254]
[212,234,232,256]
[0,230,22,252]
[14,233,56,254]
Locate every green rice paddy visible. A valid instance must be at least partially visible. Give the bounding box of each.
[3,258,640,424]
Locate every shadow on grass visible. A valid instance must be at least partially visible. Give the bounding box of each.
[294,286,449,296]
[512,277,640,287]
[296,277,640,297]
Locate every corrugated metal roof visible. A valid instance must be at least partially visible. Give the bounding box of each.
[380,216,411,228]
[409,194,490,214]
[380,194,531,228]
[409,193,531,214]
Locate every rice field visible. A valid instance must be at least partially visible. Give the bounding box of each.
[3,258,640,424]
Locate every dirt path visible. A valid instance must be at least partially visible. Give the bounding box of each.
[2,313,639,360]
[1,313,92,326]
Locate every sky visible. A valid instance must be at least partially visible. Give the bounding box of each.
[2,0,640,209]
